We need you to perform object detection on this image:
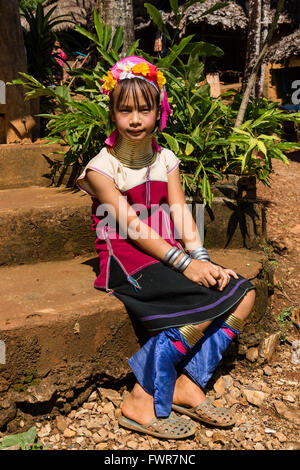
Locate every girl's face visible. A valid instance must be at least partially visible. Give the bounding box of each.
[111,80,161,142]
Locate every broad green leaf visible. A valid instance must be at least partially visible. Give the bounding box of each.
[162,133,180,153]
[144,3,163,31]
[170,0,179,15]
[74,26,98,45]
[94,9,104,44]
[126,39,140,56]
[157,35,194,68]
[112,26,124,52]
[185,141,194,155]
[257,140,267,155]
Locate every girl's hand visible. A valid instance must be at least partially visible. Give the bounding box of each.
[183,260,239,291]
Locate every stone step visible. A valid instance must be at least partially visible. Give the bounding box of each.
[0,143,66,189]
[0,249,272,429]
[0,186,95,265]
[0,186,265,266]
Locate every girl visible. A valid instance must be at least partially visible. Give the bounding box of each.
[77,56,256,440]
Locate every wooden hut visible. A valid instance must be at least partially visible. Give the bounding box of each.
[263,29,300,105]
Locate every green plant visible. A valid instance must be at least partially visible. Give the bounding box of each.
[0,426,43,450]
[12,10,140,170]
[141,1,300,205]
[20,2,69,83]
[12,2,300,205]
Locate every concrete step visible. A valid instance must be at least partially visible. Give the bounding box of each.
[0,186,265,266]
[0,249,273,429]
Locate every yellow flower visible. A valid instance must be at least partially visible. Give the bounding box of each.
[157,70,166,90]
[102,71,116,91]
[132,62,150,76]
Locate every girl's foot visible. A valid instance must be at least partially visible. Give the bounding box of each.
[120,382,195,439]
[173,373,235,427]
[173,373,207,408]
[121,383,156,425]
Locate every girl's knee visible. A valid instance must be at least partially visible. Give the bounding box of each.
[247,288,256,303]
[242,289,256,311]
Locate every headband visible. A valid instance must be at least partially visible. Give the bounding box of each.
[101,55,172,132]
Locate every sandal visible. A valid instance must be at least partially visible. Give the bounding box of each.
[118,412,195,439]
[172,398,236,428]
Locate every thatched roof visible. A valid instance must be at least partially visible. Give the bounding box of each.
[178,0,248,31]
[135,0,298,33]
[264,29,300,63]
[135,0,248,32]
[21,0,95,32]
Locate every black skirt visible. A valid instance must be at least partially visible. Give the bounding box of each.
[103,257,256,332]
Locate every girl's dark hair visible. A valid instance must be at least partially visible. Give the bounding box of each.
[109,78,161,131]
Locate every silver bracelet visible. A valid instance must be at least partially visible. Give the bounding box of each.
[175,253,193,273]
[164,247,183,266]
[163,246,178,264]
[190,247,210,261]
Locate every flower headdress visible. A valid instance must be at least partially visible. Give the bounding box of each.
[101,56,172,148]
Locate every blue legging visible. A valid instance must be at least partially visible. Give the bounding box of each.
[128,319,240,417]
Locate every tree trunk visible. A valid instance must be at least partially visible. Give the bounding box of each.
[235,0,285,128]
[256,0,270,98]
[243,0,262,96]
[0,0,31,143]
[97,0,135,54]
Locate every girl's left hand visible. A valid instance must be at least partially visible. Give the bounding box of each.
[213,266,239,291]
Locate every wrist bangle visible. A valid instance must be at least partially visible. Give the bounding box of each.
[175,253,192,273]
[164,247,183,267]
[190,247,210,261]
[164,246,178,264]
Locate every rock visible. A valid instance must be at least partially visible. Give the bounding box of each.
[214,377,226,397]
[263,365,273,376]
[276,432,287,443]
[273,400,300,425]
[101,402,115,415]
[258,332,281,364]
[96,442,109,450]
[254,442,265,450]
[0,378,9,393]
[285,441,300,450]
[243,389,268,407]
[82,402,94,410]
[98,388,122,406]
[0,404,16,428]
[127,440,139,449]
[23,381,56,404]
[38,423,51,437]
[56,415,67,432]
[246,347,259,362]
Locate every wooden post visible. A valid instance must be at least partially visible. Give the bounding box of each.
[0,0,35,143]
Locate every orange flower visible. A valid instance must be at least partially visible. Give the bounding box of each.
[132,62,150,76]
[102,71,116,91]
[157,70,166,90]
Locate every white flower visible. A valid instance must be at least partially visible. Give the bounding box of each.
[119,71,135,80]
[118,61,135,73]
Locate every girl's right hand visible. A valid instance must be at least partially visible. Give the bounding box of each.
[183,259,230,291]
